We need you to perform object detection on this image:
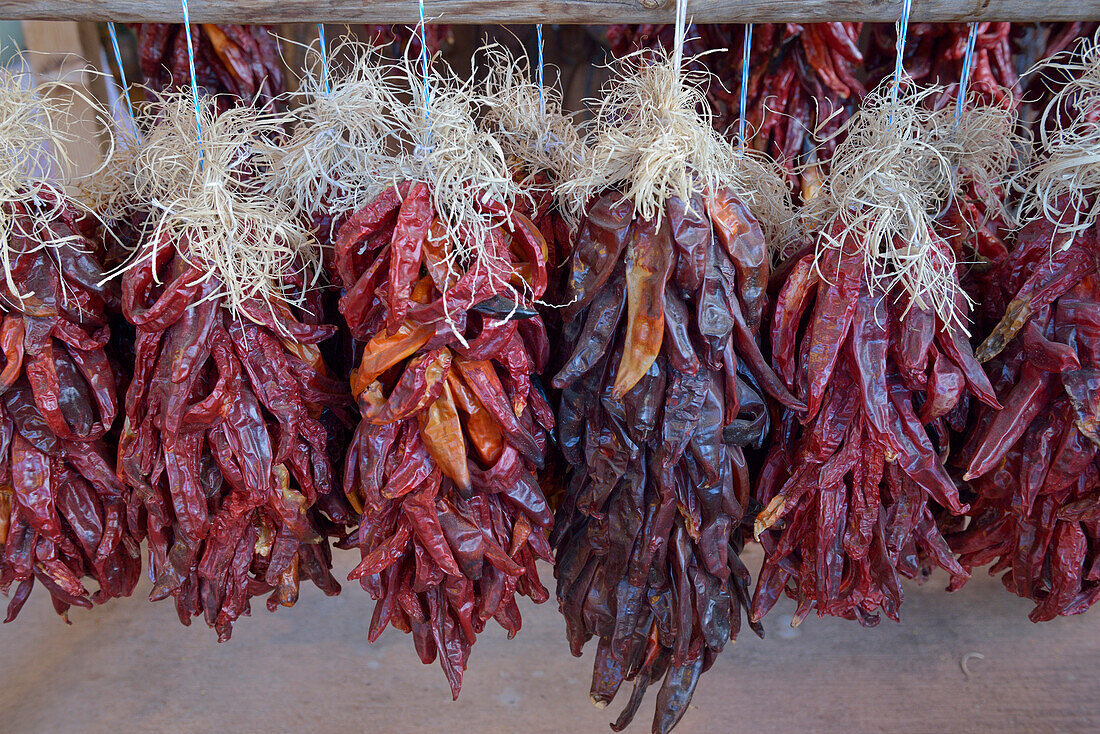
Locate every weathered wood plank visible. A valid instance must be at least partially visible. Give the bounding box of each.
[0,0,1096,24]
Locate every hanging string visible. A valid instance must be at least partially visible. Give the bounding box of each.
[179,0,205,171]
[888,0,914,124]
[536,24,545,116]
[416,0,431,120]
[671,0,688,80]
[106,22,136,128]
[317,23,331,95]
[954,22,980,124]
[738,23,752,150]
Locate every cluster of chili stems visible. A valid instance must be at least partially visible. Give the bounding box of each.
[607,22,865,197]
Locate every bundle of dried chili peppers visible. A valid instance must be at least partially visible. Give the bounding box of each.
[0,192,140,622]
[950,212,1100,619]
[334,68,554,697]
[948,38,1100,620]
[752,84,1007,626]
[135,23,285,112]
[551,54,800,732]
[606,23,865,196]
[118,97,350,640]
[0,71,140,621]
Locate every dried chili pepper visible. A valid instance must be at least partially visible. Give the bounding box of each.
[363,24,454,59]
[0,189,140,621]
[338,181,554,697]
[868,23,1021,112]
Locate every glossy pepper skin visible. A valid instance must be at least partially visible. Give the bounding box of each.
[337,183,554,698]
[135,23,285,113]
[552,189,803,734]
[753,221,998,628]
[118,230,351,641]
[948,206,1100,621]
[0,190,141,622]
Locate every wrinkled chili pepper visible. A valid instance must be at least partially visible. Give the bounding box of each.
[0,188,140,621]
[337,182,554,698]
[363,24,455,59]
[753,220,998,627]
[868,23,1021,114]
[552,188,804,733]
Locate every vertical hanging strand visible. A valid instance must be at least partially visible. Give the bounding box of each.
[739,23,752,150]
[106,22,136,128]
[671,0,688,80]
[179,0,205,171]
[318,23,331,95]
[955,22,980,125]
[888,0,914,124]
[536,24,545,116]
[417,0,431,121]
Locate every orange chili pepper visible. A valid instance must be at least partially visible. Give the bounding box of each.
[0,314,25,389]
[613,215,673,399]
[447,368,504,465]
[418,378,472,494]
[359,348,451,425]
[351,321,436,398]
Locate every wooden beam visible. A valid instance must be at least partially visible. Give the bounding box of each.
[0,0,1096,24]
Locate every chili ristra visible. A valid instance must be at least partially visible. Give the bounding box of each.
[118,236,351,639]
[0,189,140,621]
[337,181,554,698]
[552,185,804,731]
[950,210,1100,618]
[752,227,999,625]
[751,81,1013,627]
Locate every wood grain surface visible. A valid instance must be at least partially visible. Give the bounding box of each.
[0,0,1097,24]
[0,546,1097,733]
